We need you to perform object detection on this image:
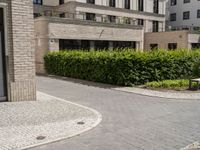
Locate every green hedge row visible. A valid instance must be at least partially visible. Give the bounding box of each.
[44,50,200,86]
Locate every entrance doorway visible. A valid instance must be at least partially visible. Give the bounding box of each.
[0,8,7,101]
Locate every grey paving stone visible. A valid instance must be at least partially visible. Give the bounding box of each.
[30,76,200,150]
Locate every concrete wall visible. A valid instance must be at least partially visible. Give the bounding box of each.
[0,0,36,102]
[35,17,144,73]
[144,31,189,50]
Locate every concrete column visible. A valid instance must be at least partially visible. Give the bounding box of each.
[136,41,143,51]
[144,20,148,32]
[96,14,102,22]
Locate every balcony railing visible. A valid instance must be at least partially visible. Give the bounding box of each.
[34,10,142,27]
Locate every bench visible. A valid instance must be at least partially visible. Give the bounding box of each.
[189,78,200,90]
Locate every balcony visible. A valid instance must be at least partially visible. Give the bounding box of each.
[34,10,143,29]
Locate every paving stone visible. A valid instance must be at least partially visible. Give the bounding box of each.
[30,76,200,150]
[0,92,101,150]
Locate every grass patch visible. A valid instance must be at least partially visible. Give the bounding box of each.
[145,79,189,90]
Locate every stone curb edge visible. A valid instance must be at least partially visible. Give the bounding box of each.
[113,87,200,100]
[19,91,102,150]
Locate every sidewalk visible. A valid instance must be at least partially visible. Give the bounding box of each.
[0,92,102,150]
[114,87,200,100]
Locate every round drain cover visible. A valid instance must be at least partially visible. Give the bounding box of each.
[36,136,46,140]
[77,121,85,125]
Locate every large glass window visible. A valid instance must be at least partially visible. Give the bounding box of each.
[59,40,90,50]
[170,13,176,21]
[59,0,64,5]
[94,41,109,50]
[171,0,176,6]
[183,0,190,3]
[113,41,136,49]
[86,13,96,21]
[197,10,200,18]
[153,0,159,14]
[108,16,116,23]
[109,0,116,7]
[183,11,190,20]
[152,21,159,32]
[138,0,144,11]
[124,0,130,9]
[33,0,43,5]
[168,43,177,50]
[87,0,95,4]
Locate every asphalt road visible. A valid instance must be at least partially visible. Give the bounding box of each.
[30,76,200,150]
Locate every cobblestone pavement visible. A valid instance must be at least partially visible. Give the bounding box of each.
[0,92,101,150]
[31,76,200,150]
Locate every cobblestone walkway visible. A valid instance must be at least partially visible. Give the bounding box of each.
[31,76,200,150]
[0,92,101,150]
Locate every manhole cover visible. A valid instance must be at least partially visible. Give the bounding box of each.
[77,121,85,125]
[36,136,46,140]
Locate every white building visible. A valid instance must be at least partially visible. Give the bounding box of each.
[33,0,167,73]
[167,0,200,31]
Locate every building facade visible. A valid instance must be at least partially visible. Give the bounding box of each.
[0,0,36,102]
[144,31,200,50]
[167,0,200,31]
[33,0,167,73]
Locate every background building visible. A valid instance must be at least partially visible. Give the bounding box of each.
[166,0,200,31]
[144,30,200,50]
[33,0,167,73]
[0,0,36,102]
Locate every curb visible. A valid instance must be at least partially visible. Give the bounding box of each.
[113,87,200,100]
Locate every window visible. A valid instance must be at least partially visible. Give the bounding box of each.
[191,43,200,49]
[183,0,190,3]
[152,21,159,32]
[183,11,190,20]
[33,0,43,5]
[94,41,109,50]
[59,0,64,5]
[170,13,176,21]
[113,41,136,49]
[171,0,176,6]
[87,0,95,4]
[150,44,158,50]
[86,13,96,21]
[138,0,144,11]
[153,0,159,14]
[124,0,130,9]
[34,13,41,18]
[59,40,90,50]
[168,43,177,50]
[138,19,144,25]
[59,13,65,18]
[109,0,116,7]
[108,16,116,23]
[197,10,200,18]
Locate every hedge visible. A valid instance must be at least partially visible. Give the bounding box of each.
[44,49,200,86]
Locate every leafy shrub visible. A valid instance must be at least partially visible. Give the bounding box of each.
[44,49,200,86]
[192,61,200,77]
[145,79,189,89]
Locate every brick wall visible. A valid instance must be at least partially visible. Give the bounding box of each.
[0,0,36,101]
